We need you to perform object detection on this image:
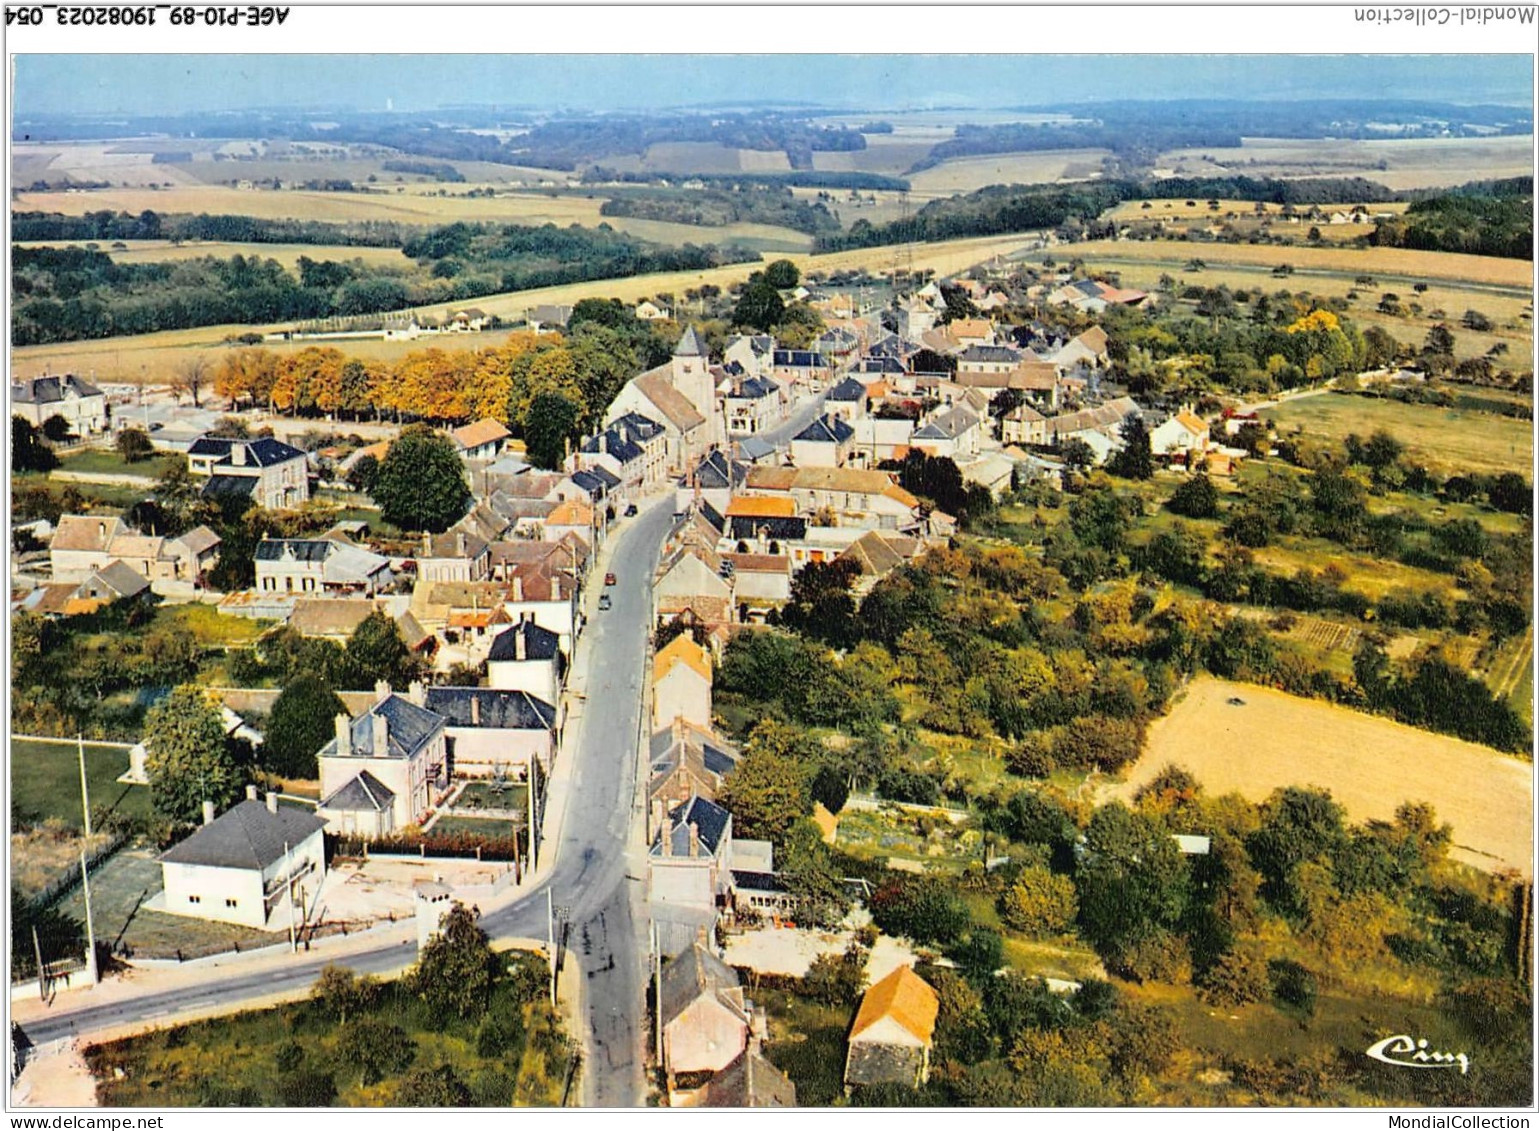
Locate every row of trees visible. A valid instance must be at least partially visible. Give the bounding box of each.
[213,317,668,444]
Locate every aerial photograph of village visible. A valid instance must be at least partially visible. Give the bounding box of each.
[5,46,1535,1112]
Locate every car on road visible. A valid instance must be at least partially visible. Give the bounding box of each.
[625,503,639,517]
[605,572,616,586]
[598,594,612,611]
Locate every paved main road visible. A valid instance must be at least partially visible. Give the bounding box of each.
[16,501,677,1108]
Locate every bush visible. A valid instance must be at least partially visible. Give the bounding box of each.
[1268,958,1318,1015]
[1199,947,1271,1006]
[869,875,971,946]
[116,428,155,463]
[1112,928,1192,984]
[275,1068,337,1107]
[1000,866,1078,937]
[1167,474,1220,519]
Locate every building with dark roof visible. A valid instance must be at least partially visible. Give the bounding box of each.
[486,615,564,704]
[317,685,448,836]
[158,788,326,929]
[422,684,557,779]
[790,413,856,467]
[659,941,750,1079]
[11,374,108,435]
[188,435,309,510]
[701,1048,796,1107]
[254,537,393,597]
[649,794,737,956]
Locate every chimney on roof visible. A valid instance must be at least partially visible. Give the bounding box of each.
[375,679,391,704]
[470,695,481,726]
[688,822,700,859]
[266,791,279,815]
[202,800,216,826]
[515,626,526,662]
[651,799,665,840]
[512,574,523,602]
[231,444,246,467]
[335,713,352,756]
[422,531,432,556]
[97,520,106,540]
[456,531,467,557]
[372,710,389,758]
[408,680,426,708]
[660,818,673,857]
[246,784,259,802]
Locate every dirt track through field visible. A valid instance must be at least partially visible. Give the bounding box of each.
[1112,676,1533,876]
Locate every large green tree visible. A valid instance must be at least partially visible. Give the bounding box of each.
[263,673,345,779]
[733,280,784,332]
[762,259,801,290]
[411,903,502,1024]
[11,416,58,473]
[371,425,470,532]
[144,684,246,824]
[346,610,421,690]
[523,391,582,471]
[717,740,812,846]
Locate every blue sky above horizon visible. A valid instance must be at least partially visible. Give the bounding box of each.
[12,54,1535,118]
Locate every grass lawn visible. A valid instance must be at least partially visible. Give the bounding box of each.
[1251,536,1460,602]
[148,602,270,646]
[86,954,566,1106]
[56,447,180,479]
[1263,393,1533,476]
[754,984,852,1107]
[431,815,520,839]
[453,781,529,815]
[9,738,147,831]
[12,473,146,512]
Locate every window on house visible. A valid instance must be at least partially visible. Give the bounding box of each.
[188,895,201,904]
[225,898,238,908]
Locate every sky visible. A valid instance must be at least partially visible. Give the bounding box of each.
[11,54,1535,118]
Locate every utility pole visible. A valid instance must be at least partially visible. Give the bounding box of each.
[32,927,46,1002]
[547,887,556,1009]
[284,840,297,953]
[77,734,92,837]
[79,849,99,985]
[652,919,663,1068]
[527,759,538,872]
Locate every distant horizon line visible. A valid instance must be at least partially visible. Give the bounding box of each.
[16,94,1537,121]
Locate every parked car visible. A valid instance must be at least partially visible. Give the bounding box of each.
[625,503,639,517]
[598,593,612,611]
[604,572,616,586]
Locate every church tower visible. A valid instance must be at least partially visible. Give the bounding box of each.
[671,325,723,448]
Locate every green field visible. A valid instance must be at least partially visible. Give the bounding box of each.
[1264,393,1533,476]
[9,738,147,831]
[54,447,181,479]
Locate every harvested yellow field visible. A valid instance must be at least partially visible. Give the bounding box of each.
[15,239,412,270]
[1066,238,1534,289]
[10,185,811,251]
[12,185,607,226]
[1115,676,1533,876]
[11,231,1041,384]
[1156,134,1536,191]
[907,149,1112,195]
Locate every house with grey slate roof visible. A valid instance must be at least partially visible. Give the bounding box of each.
[158,787,326,929]
[11,374,108,436]
[188,436,309,510]
[421,683,557,779]
[316,683,449,837]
